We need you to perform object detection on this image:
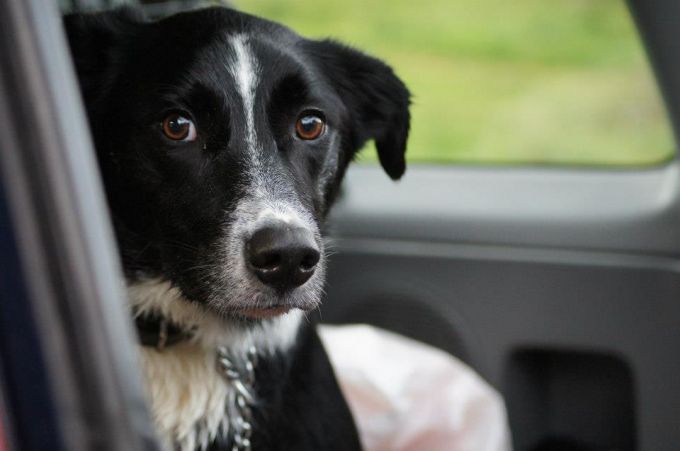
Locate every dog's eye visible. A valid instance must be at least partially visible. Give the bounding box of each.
[295,113,325,140]
[161,114,197,141]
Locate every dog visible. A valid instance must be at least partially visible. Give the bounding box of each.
[65,6,410,450]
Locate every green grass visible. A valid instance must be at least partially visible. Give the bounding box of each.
[236,0,675,166]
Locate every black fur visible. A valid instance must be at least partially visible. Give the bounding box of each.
[65,6,409,450]
[240,325,362,450]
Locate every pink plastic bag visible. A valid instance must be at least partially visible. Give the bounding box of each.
[319,325,512,451]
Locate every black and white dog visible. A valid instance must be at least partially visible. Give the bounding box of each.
[65,6,410,451]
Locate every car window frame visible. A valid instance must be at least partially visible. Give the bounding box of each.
[0,0,160,450]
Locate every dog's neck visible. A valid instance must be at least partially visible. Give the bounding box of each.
[128,279,303,451]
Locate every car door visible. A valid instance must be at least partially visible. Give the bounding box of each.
[283,1,680,450]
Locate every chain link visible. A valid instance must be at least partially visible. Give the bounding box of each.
[216,346,258,451]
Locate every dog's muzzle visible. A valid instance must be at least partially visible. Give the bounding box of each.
[246,222,320,293]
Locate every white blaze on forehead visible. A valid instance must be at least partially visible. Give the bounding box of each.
[228,34,260,159]
[226,35,314,231]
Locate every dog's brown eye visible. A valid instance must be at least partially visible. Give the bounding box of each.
[295,113,325,140]
[161,113,197,141]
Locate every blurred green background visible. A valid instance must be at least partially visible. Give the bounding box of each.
[237,0,675,166]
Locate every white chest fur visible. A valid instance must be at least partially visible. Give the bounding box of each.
[130,279,303,451]
[141,344,231,451]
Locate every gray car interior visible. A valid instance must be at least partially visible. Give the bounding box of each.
[321,1,680,450]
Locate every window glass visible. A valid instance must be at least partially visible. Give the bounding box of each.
[237,0,674,166]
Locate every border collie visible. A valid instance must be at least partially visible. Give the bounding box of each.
[65,6,410,451]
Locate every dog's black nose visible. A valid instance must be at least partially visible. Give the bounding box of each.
[247,225,320,291]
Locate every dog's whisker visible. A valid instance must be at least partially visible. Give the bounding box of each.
[162,239,201,253]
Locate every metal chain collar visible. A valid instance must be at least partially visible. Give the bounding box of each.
[216,346,258,451]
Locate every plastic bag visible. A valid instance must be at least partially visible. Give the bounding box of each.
[319,324,512,451]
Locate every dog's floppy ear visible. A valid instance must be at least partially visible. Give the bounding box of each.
[63,9,141,105]
[307,40,411,180]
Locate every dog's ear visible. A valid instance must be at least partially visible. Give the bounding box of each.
[63,9,141,105]
[307,40,411,180]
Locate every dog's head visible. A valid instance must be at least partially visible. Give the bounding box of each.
[65,7,410,322]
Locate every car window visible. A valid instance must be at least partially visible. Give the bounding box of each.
[237,0,675,167]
